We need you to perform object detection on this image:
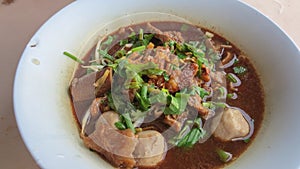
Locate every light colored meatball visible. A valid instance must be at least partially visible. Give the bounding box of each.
[134,130,166,167]
[214,108,250,141]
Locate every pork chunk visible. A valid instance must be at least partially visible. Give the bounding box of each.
[134,130,166,167]
[84,111,138,168]
[214,108,250,141]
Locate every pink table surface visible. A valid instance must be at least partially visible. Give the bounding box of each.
[0,0,299,168]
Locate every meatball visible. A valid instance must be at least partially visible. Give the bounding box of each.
[134,130,166,167]
[214,108,250,141]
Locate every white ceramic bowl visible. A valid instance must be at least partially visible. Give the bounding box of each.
[14,0,300,169]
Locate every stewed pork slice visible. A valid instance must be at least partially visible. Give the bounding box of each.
[214,108,250,141]
[70,67,112,102]
[134,130,166,167]
[83,111,138,168]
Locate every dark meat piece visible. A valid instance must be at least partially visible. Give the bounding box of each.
[145,22,184,43]
[70,71,98,102]
[70,67,112,102]
[188,94,209,117]
[200,64,210,82]
[173,63,199,91]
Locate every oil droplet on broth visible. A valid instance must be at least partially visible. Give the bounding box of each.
[31,58,40,65]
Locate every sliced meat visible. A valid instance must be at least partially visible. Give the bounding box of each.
[70,67,112,103]
[188,94,209,117]
[70,71,98,102]
[173,63,199,90]
[145,22,184,43]
[83,111,138,168]
[214,108,250,141]
[134,130,166,167]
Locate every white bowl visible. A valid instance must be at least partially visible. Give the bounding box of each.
[14,0,300,169]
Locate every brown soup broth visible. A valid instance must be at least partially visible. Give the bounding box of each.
[70,21,264,169]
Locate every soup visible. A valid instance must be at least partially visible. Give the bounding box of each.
[67,21,264,169]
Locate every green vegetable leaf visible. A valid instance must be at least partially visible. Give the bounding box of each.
[190,86,209,99]
[164,93,190,115]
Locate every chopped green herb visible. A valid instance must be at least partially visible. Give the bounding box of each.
[244,138,251,143]
[177,128,200,147]
[121,113,135,133]
[114,121,126,130]
[119,39,128,46]
[163,72,170,81]
[102,35,114,45]
[98,49,115,62]
[176,52,187,59]
[177,127,206,148]
[233,66,247,74]
[135,92,150,111]
[164,93,190,115]
[191,86,209,99]
[193,117,203,128]
[115,49,126,58]
[227,93,234,99]
[131,45,146,53]
[139,29,144,40]
[107,92,116,110]
[63,51,84,64]
[129,32,137,41]
[203,102,226,110]
[148,89,168,105]
[140,68,164,76]
[142,34,154,46]
[216,148,232,163]
[234,58,239,64]
[227,73,238,83]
